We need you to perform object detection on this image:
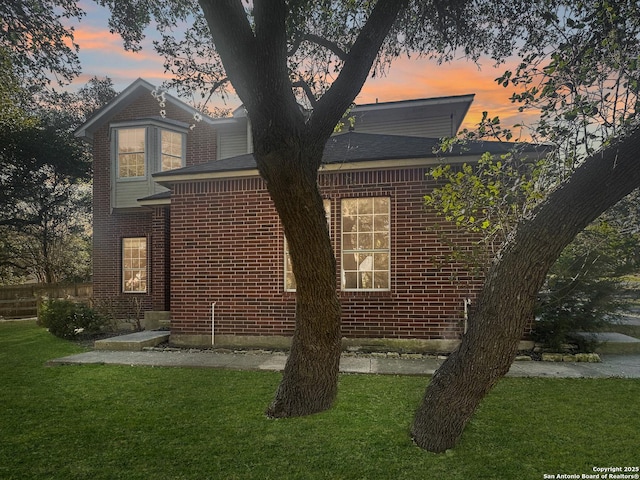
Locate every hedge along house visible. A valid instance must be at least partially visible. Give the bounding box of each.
[77,78,539,351]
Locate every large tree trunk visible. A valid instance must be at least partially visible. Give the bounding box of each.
[258,145,342,418]
[412,126,640,452]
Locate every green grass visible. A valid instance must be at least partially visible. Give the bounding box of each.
[1,321,638,480]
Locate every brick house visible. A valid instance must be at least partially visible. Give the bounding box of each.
[76,78,537,351]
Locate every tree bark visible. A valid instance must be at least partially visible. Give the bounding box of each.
[258,144,342,418]
[412,126,640,452]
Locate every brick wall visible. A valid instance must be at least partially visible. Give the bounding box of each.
[169,166,484,341]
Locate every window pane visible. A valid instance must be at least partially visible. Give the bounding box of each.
[161,130,184,172]
[343,272,358,289]
[357,214,373,232]
[359,232,373,249]
[162,131,182,156]
[374,253,388,270]
[341,197,390,291]
[374,231,389,249]
[122,237,147,293]
[343,232,357,250]
[374,197,389,213]
[374,271,389,289]
[359,198,373,214]
[119,129,145,153]
[118,129,145,178]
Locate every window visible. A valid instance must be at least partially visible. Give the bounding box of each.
[341,197,390,290]
[122,237,147,293]
[161,129,184,171]
[112,122,187,208]
[285,199,331,291]
[117,128,146,178]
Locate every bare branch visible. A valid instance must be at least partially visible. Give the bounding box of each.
[288,32,347,60]
[292,79,318,108]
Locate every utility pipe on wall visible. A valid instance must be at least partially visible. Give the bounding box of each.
[211,302,216,346]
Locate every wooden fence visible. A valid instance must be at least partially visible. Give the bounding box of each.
[0,283,93,319]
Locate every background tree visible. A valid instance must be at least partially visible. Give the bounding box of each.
[0,46,117,284]
[0,0,83,90]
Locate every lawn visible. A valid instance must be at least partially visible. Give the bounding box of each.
[1,321,638,480]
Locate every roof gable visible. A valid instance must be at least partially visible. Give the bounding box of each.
[74,78,228,140]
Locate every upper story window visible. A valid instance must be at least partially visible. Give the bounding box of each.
[161,130,184,171]
[111,120,187,209]
[117,128,146,178]
[341,197,390,291]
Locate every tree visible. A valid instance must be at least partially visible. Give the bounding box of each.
[0,53,116,284]
[411,0,640,451]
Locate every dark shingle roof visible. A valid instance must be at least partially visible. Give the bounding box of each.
[153,132,543,180]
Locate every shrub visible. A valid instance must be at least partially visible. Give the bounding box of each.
[38,298,106,339]
[533,221,638,352]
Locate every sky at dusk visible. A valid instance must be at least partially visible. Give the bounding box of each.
[66,2,535,132]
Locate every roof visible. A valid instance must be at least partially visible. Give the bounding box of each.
[74,78,235,140]
[153,132,544,181]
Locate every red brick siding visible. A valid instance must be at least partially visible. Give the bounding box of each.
[151,207,171,310]
[92,90,217,313]
[169,167,484,340]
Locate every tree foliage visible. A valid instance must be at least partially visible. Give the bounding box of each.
[498,0,640,175]
[0,0,83,89]
[0,53,116,283]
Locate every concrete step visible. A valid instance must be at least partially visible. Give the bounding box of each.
[572,332,640,355]
[95,331,170,351]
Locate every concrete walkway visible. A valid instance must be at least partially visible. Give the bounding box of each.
[47,349,640,378]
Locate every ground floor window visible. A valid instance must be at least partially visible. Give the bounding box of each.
[341,197,390,290]
[122,237,147,293]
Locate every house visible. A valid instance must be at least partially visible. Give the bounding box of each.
[76,78,539,352]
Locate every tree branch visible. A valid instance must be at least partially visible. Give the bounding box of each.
[197,0,256,102]
[309,0,408,139]
[288,32,348,60]
[292,79,318,108]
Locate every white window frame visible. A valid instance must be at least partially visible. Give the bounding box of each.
[116,127,147,180]
[284,199,331,292]
[341,197,391,291]
[122,237,148,293]
[160,128,186,172]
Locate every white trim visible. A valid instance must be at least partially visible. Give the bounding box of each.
[352,94,475,112]
[138,197,171,207]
